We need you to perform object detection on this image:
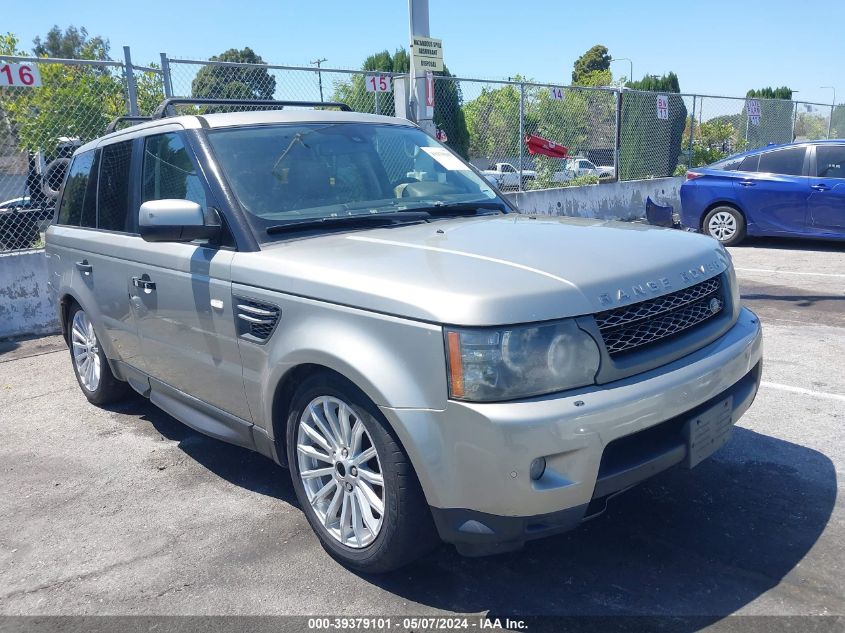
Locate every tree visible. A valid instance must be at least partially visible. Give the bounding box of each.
[191,47,276,101]
[463,83,525,164]
[32,25,110,60]
[572,45,610,84]
[332,48,470,158]
[619,72,687,179]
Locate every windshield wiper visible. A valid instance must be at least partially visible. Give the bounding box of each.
[416,200,509,216]
[265,211,431,235]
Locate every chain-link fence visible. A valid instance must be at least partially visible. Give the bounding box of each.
[0,54,162,252]
[2,47,844,254]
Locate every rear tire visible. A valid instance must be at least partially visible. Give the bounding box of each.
[67,303,130,405]
[286,372,437,573]
[703,206,746,246]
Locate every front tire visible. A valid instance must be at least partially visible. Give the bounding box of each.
[68,304,129,405]
[703,206,746,246]
[286,372,437,573]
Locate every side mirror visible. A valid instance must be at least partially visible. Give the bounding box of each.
[138,199,221,243]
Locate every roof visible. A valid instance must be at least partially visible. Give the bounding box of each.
[78,109,415,153]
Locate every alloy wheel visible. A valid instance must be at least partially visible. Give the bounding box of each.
[708,211,737,242]
[71,310,101,392]
[296,396,385,548]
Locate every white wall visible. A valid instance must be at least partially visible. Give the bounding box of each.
[0,250,60,339]
[504,176,683,221]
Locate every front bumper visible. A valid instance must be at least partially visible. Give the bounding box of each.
[380,307,763,551]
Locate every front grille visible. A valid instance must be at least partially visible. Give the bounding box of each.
[596,276,723,357]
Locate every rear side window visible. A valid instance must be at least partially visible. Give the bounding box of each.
[737,154,759,172]
[57,150,98,227]
[710,155,744,171]
[142,133,207,208]
[815,145,845,179]
[757,147,806,176]
[97,141,133,232]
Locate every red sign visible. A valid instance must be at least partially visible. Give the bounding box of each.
[425,71,435,110]
[525,134,568,159]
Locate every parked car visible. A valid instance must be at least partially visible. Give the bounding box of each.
[0,197,53,250]
[563,158,615,180]
[680,140,845,245]
[0,196,33,210]
[481,162,536,189]
[47,99,762,573]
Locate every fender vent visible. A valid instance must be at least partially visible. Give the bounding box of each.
[234,298,281,343]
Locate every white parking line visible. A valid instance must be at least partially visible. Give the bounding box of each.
[735,267,845,279]
[761,381,845,402]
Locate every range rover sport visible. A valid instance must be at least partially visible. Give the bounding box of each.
[46,99,763,572]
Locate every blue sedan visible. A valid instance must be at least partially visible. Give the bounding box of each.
[680,140,845,245]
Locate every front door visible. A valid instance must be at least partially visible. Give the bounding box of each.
[128,130,250,421]
[733,145,810,236]
[808,144,845,234]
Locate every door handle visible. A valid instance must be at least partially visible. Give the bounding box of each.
[811,183,830,192]
[132,276,156,293]
[75,260,93,275]
[738,180,756,187]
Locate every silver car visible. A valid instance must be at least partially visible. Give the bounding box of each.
[46,101,763,573]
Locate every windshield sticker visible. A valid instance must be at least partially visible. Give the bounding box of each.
[421,146,470,171]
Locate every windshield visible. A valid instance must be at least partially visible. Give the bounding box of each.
[206,122,502,240]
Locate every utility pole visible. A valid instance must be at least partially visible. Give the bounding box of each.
[408,0,435,134]
[311,58,327,101]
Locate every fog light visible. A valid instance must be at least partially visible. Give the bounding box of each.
[529,457,546,480]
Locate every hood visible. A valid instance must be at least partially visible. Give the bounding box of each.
[232,215,729,326]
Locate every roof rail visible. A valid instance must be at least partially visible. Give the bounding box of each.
[105,116,153,134]
[150,98,352,119]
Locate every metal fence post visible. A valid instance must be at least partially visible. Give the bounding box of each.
[614,88,623,181]
[160,53,173,99]
[688,95,697,168]
[122,46,139,116]
[374,89,379,116]
[791,101,798,141]
[518,82,525,191]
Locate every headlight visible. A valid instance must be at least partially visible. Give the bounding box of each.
[445,319,601,402]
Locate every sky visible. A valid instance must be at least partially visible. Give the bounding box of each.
[5,0,844,105]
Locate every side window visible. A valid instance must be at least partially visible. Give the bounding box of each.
[142,132,207,208]
[501,164,514,173]
[97,141,133,232]
[57,150,98,227]
[815,145,845,179]
[738,154,759,172]
[757,147,806,176]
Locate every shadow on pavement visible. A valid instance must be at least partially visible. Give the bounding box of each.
[736,236,845,252]
[104,393,299,506]
[368,427,837,625]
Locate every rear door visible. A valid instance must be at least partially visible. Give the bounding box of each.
[807,144,845,234]
[733,146,810,236]
[47,143,144,372]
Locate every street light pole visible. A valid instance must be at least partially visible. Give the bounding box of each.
[311,58,327,101]
[821,86,836,138]
[610,57,633,84]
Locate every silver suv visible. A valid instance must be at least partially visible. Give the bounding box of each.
[46,99,763,573]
